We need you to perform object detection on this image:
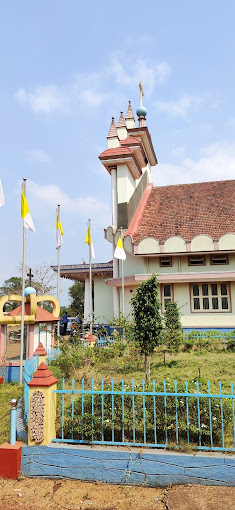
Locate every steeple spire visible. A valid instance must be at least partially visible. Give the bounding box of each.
[136,81,147,127]
[116,111,127,140]
[107,117,118,138]
[125,101,135,129]
[117,112,126,128]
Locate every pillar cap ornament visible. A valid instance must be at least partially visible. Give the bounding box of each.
[28,362,57,387]
[33,342,47,357]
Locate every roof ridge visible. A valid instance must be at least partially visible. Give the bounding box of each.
[156,179,235,189]
[125,183,154,239]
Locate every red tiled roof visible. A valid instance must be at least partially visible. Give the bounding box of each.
[134,180,235,243]
[28,362,57,387]
[8,304,59,323]
[120,137,141,145]
[99,147,133,158]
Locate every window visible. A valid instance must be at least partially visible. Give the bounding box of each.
[188,256,205,266]
[210,255,228,265]
[160,257,172,267]
[162,284,173,311]
[191,283,230,312]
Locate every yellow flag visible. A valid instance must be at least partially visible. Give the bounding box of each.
[21,191,29,219]
[114,236,126,260]
[21,190,36,232]
[85,226,95,259]
[56,213,63,249]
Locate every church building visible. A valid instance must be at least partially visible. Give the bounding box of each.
[57,90,235,332]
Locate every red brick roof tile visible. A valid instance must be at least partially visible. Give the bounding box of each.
[120,137,141,145]
[134,180,235,243]
[99,147,133,158]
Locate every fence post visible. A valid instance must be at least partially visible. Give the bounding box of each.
[27,361,57,446]
[10,398,17,445]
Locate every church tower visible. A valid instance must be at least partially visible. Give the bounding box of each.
[99,84,158,316]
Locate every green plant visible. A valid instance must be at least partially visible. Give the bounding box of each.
[131,276,162,381]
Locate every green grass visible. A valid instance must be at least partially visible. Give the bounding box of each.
[0,383,23,444]
[49,341,235,393]
[48,343,235,449]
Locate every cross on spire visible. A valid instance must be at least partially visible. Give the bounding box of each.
[139,81,144,107]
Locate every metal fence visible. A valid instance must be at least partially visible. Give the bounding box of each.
[182,330,235,348]
[52,378,235,452]
[23,347,60,424]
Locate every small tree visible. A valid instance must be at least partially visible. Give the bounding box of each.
[131,276,162,381]
[164,302,182,353]
[67,281,85,317]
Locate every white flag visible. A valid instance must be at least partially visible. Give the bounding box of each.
[0,179,4,207]
[114,236,126,260]
[85,226,95,259]
[21,190,36,232]
[56,213,63,249]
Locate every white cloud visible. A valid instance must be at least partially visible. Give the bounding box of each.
[25,149,52,164]
[15,85,69,113]
[152,141,235,186]
[27,180,110,227]
[109,57,170,94]
[15,55,171,114]
[156,94,203,117]
[79,89,105,108]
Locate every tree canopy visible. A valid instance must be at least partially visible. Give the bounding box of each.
[131,275,162,380]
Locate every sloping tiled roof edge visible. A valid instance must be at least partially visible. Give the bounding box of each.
[125,183,154,239]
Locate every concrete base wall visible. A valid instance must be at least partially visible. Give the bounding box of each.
[21,444,235,487]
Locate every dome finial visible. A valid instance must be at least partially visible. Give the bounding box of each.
[136,81,147,126]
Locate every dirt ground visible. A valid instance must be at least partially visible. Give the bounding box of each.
[0,479,235,510]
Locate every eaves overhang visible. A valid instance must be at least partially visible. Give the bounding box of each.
[99,153,142,180]
[105,271,235,287]
[127,126,158,166]
[52,263,113,282]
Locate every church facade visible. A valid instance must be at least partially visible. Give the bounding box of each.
[58,96,235,332]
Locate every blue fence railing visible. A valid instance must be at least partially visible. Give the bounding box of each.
[52,378,235,452]
[23,347,60,424]
[23,355,39,424]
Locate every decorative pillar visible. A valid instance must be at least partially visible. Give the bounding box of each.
[28,324,35,358]
[84,277,90,323]
[28,362,57,446]
[51,323,55,347]
[0,325,4,357]
[33,343,47,364]
[110,166,118,228]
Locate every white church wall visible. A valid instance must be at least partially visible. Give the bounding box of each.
[94,276,113,324]
[120,252,148,276]
[117,164,136,204]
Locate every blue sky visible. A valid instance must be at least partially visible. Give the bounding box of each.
[0,1,235,305]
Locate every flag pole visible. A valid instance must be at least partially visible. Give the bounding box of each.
[88,219,92,334]
[121,227,125,317]
[57,204,61,342]
[19,178,27,385]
